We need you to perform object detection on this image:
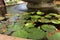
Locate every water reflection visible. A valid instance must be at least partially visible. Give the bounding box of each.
[7,3,28,13]
[6,2,28,22]
[15,3,28,11]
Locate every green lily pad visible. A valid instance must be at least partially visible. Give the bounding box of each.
[48,32,60,40]
[36,11,44,15]
[51,20,60,24]
[31,15,41,22]
[38,18,51,23]
[27,28,45,40]
[45,15,52,18]
[31,15,41,19]
[41,24,56,32]
[49,13,58,16]
[55,15,60,18]
[25,23,34,28]
[12,30,28,38]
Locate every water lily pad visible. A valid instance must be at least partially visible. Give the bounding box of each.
[48,32,60,40]
[49,13,58,16]
[55,15,60,18]
[38,18,51,23]
[41,24,56,32]
[51,20,60,24]
[25,23,34,28]
[27,28,45,39]
[12,30,28,38]
[45,15,52,18]
[36,11,44,15]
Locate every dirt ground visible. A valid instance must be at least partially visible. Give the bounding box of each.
[0,34,31,40]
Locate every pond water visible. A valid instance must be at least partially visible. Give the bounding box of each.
[7,3,28,14]
[6,3,28,22]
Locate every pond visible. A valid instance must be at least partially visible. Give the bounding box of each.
[5,3,28,23]
[7,3,28,14]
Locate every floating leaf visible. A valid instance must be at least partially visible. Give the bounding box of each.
[55,15,60,18]
[41,24,56,32]
[51,20,60,24]
[48,32,60,40]
[45,15,52,18]
[4,22,15,34]
[31,15,41,22]
[30,12,35,14]
[31,15,41,19]
[38,18,50,23]
[36,11,44,15]
[49,13,58,16]
[27,28,45,40]
[12,30,28,38]
[25,23,34,28]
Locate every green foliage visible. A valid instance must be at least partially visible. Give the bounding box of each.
[51,20,60,24]
[41,24,56,32]
[48,13,58,16]
[12,30,28,38]
[36,11,44,15]
[20,11,59,40]
[31,15,41,21]
[25,23,34,28]
[38,18,50,23]
[5,0,21,5]
[27,28,45,40]
[48,32,60,40]
[45,15,52,18]
[0,10,60,40]
[5,22,24,35]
